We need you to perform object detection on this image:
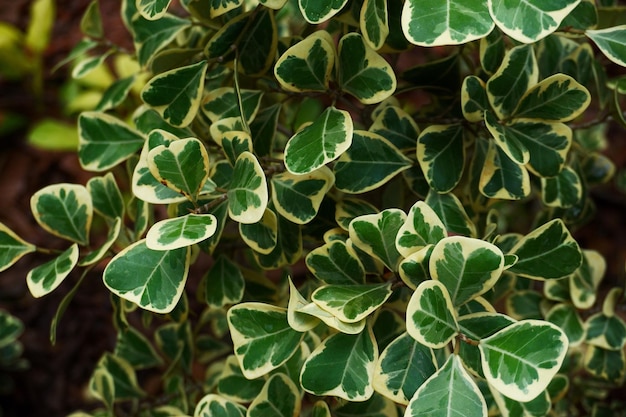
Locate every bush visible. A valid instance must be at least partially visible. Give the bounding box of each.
[2,0,626,416]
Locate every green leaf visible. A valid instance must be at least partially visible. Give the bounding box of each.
[462,76,490,123]
[78,112,145,172]
[27,119,78,151]
[513,74,591,121]
[402,0,494,46]
[369,105,420,150]
[334,393,397,417]
[335,198,378,231]
[298,0,348,23]
[227,151,268,224]
[132,130,189,204]
[284,106,353,175]
[506,290,543,320]
[306,240,365,285]
[274,31,335,92]
[480,28,506,75]
[297,301,365,334]
[254,205,302,269]
[570,250,605,309]
[247,374,300,417]
[488,0,580,43]
[115,327,164,369]
[81,0,103,38]
[312,283,393,323]
[146,213,217,250]
[239,208,277,254]
[31,184,93,246]
[27,244,79,298]
[79,217,122,267]
[546,303,585,347]
[493,117,572,178]
[87,173,124,220]
[480,139,531,200]
[406,280,458,348]
[479,320,568,402]
[204,255,245,308]
[137,0,172,20]
[147,137,210,202]
[360,0,389,50]
[227,303,303,379]
[141,60,208,127]
[131,12,190,67]
[430,236,505,306]
[398,245,433,289]
[310,401,331,417]
[287,278,320,332]
[349,209,406,270]
[202,87,263,124]
[584,345,626,383]
[508,219,582,280]
[457,312,515,378]
[586,25,626,67]
[217,355,265,402]
[300,327,377,401]
[338,33,396,104]
[194,394,246,417]
[560,0,597,31]
[204,11,248,59]
[72,51,112,79]
[90,353,145,400]
[489,384,551,417]
[486,44,538,120]
[238,9,277,76]
[406,355,487,417]
[426,191,477,237]
[485,112,531,169]
[271,166,334,224]
[334,130,412,193]
[103,240,190,313]
[250,103,280,157]
[373,332,437,404]
[541,166,582,208]
[417,124,465,193]
[585,312,626,350]
[0,223,36,273]
[396,201,446,258]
